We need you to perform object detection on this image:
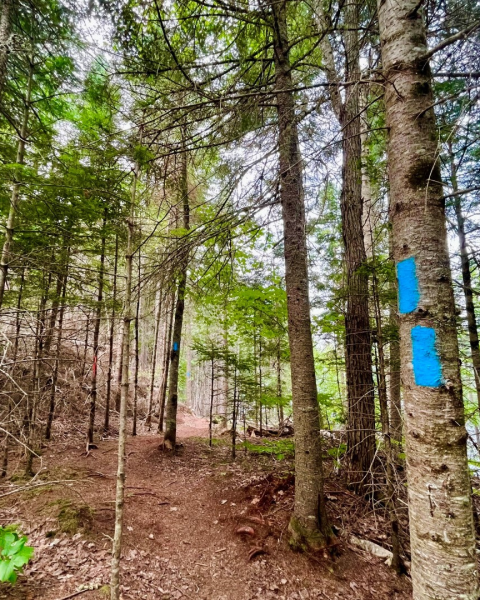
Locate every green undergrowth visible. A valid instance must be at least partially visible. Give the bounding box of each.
[243,438,295,460]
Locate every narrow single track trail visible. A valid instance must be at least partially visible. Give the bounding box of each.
[0,409,411,600]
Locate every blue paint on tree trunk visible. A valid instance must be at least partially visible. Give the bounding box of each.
[173,342,179,351]
[411,325,443,387]
[397,257,420,314]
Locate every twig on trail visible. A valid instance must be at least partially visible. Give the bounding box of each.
[56,587,97,600]
[101,447,116,454]
[215,548,227,553]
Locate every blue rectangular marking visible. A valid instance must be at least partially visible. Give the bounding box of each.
[411,325,443,387]
[397,257,420,314]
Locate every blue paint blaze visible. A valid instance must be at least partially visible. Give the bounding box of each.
[411,326,443,387]
[173,342,179,351]
[397,257,420,314]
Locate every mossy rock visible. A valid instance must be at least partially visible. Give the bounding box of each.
[55,500,94,534]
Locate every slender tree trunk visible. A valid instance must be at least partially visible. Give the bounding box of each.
[12,267,25,362]
[158,291,175,432]
[104,234,118,433]
[378,2,478,597]
[209,356,214,448]
[2,267,25,476]
[341,1,375,490]
[45,258,65,355]
[0,57,32,308]
[110,136,140,600]
[45,257,69,441]
[25,279,49,476]
[314,0,375,488]
[146,284,162,428]
[259,336,263,437]
[132,255,141,437]
[232,362,237,460]
[82,313,91,380]
[269,0,331,548]
[114,321,124,413]
[0,0,13,98]
[276,340,284,428]
[88,225,106,446]
[449,148,480,413]
[389,234,402,447]
[372,267,401,573]
[164,147,190,451]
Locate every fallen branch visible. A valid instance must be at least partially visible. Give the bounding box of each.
[349,535,393,566]
[0,479,80,499]
[56,586,100,600]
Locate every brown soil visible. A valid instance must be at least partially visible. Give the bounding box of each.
[0,408,412,600]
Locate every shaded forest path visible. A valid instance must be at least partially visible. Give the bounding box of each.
[0,408,411,600]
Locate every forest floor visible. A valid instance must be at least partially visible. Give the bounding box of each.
[0,408,412,600]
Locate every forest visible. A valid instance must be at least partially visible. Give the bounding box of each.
[0,0,479,598]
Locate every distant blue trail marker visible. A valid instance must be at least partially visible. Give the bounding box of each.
[397,257,420,314]
[411,325,443,387]
[173,342,179,351]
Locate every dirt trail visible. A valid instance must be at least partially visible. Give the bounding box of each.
[0,409,411,600]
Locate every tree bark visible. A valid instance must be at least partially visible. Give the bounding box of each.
[164,147,190,451]
[158,291,175,433]
[110,138,140,600]
[314,0,375,488]
[0,0,12,97]
[269,0,331,549]
[146,284,162,428]
[389,234,402,447]
[378,2,478,597]
[104,234,118,433]
[341,0,376,491]
[45,257,69,441]
[132,254,141,436]
[88,223,106,446]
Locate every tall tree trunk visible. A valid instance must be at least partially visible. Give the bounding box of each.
[158,291,175,433]
[0,0,13,97]
[132,254,141,437]
[449,147,480,413]
[372,266,401,573]
[45,257,69,441]
[146,284,162,428]
[269,0,331,549]
[110,136,140,600]
[82,312,91,380]
[277,339,284,427]
[104,234,118,433]
[88,224,106,446]
[114,319,124,412]
[389,234,402,447]
[378,2,478,597]
[163,148,190,451]
[341,1,376,490]
[209,355,214,448]
[314,0,375,488]
[0,57,32,309]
